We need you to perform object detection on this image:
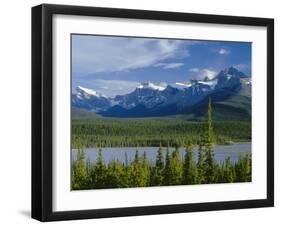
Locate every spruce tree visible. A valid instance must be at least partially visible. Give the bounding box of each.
[205,97,214,148]
[71,149,90,190]
[244,154,251,182]
[106,159,124,188]
[164,146,172,185]
[203,97,216,183]
[217,162,225,183]
[92,147,107,188]
[170,146,183,185]
[154,143,165,186]
[224,157,235,183]
[234,155,251,182]
[141,151,150,186]
[196,139,205,184]
[234,158,242,182]
[129,150,149,187]
[122,152,130,187]
[183,140,197,184]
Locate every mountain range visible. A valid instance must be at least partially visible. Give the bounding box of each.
[72,67,251,120]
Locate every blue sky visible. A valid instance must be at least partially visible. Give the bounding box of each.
[72,34,251,97]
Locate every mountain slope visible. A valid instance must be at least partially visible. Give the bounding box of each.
[186,93,251,121]
[72,86,111,111]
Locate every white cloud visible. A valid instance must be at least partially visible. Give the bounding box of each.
[234,63,248,71]
[218,48,230,55]
[189,68,217,80]
[154,62,184,69]
[201,69,217,79]
[73,35,192,75]
[189,67,200,73]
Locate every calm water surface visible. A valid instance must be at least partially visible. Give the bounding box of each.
[72,143,251,164]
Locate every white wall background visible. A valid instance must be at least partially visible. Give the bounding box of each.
[0,0,279,225]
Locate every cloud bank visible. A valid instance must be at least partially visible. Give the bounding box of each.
[72,35,193,75]
[154,62,184,69]
[189,68,217,80]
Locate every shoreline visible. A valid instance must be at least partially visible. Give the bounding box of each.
[72,141,252,151]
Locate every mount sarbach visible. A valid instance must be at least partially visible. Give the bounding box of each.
[72,67,251,120]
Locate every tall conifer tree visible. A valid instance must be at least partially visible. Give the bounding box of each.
[92,147,107,188]
[224,157,235,182]
[204,97,216,183]
[183,140,197,184]
[122,152,130,187]
[71,149,90,190]
[141,151,150,186]
[170,146,183,185]
[154,143,165,185]
[197,139,205,184]
[164,146,172,185]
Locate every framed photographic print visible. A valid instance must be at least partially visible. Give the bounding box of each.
[32,4,274,221]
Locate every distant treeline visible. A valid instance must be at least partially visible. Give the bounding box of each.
[71,99,251,190]
[72,118,251,148]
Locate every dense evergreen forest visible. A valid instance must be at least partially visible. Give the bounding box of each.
[72,116,251,148]
[71,99,252,190]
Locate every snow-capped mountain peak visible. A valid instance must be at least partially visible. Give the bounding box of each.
[175,82,192,88]
[76,86,105,98]
[197,79,218,89]
[73,86,110,111]
[218,66,248,79]
[173,79,217,90]
[137,82,167,91]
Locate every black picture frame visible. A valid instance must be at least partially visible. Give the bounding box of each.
[32,3,274,222]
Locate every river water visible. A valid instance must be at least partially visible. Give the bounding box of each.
[72,143,251,164]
